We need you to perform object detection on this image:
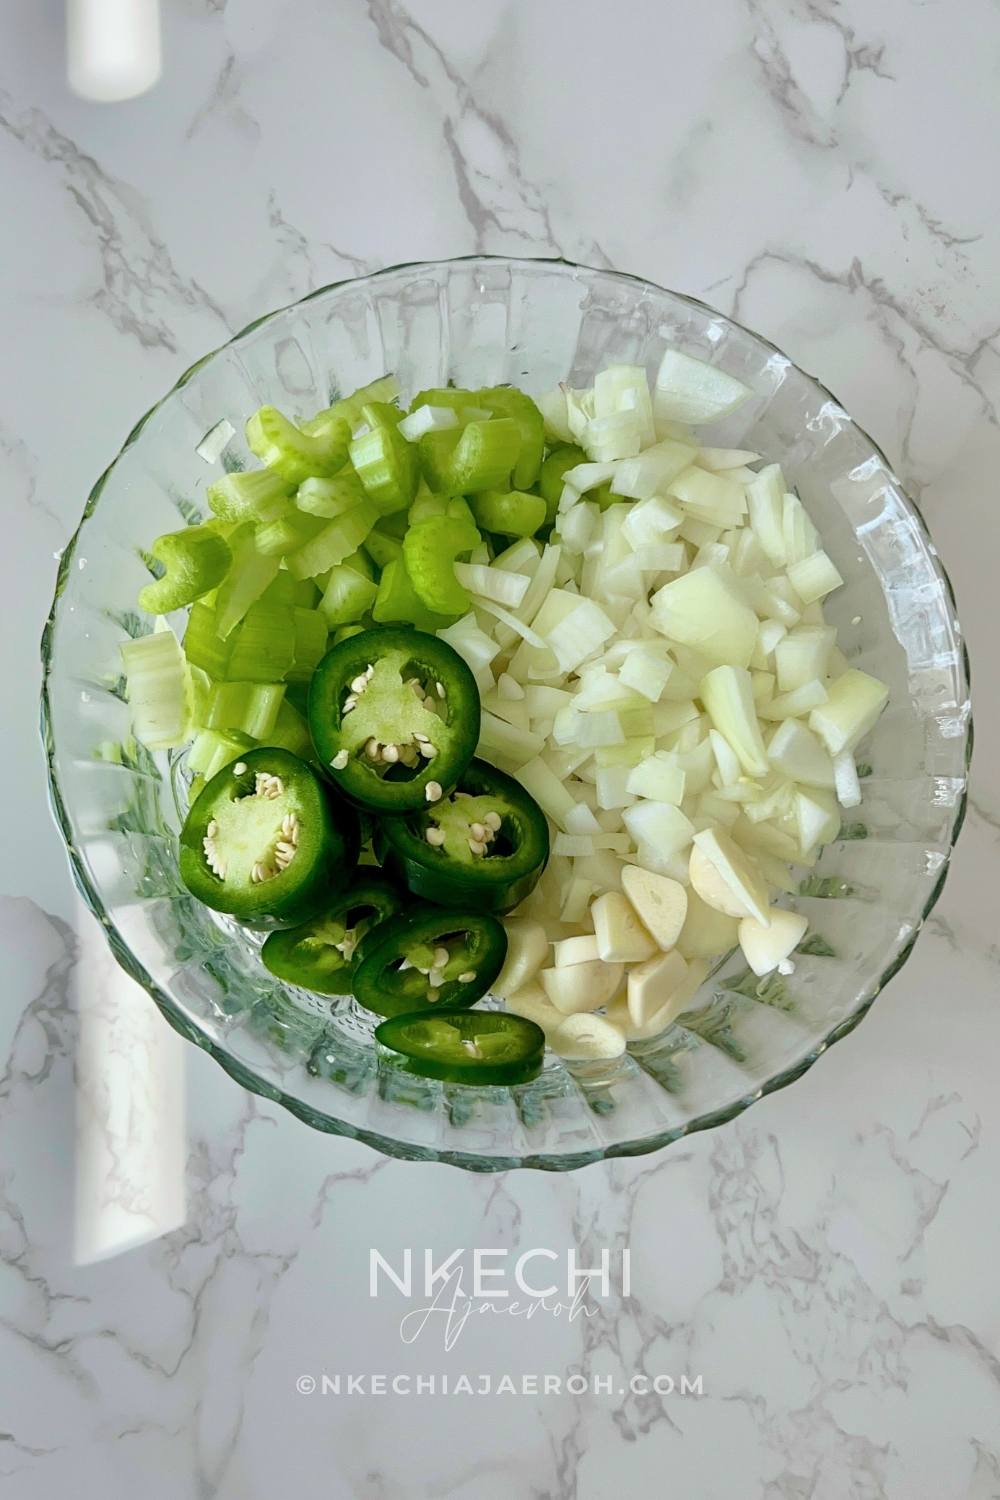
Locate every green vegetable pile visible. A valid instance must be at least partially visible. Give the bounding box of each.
[124,375,557,1087]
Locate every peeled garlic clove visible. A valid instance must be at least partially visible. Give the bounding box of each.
[676,890,739,960]
[504,983,564,1036]
[620,866,688,951]
[549,1012,627,1061]
[492,918,549,997]
[626,948,689,1026]
[591,891,658,963]
[552,934,601,968]
[738,908,808,976]
[540,960,623,1015]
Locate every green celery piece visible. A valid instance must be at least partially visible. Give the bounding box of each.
[137,526,231,614]
[374,506,410,539]
[402,515,480,615]
[538,444,587,524]
[226,601,296,682]
[255,511,324,558]
[246,405,350,484]
[297,471,368,519]
[183,601,232,678]
[360,400,404,431]
[305,375,401,433]
[267,700,314,759]
[187,727,255,778]
[409,490,449,523]
[418,428,463,493]
[468,488,546,538]
[372,558,459,633]
[287,607,329,682]
[350,423,419,515]
[213,523,281,637]
[342,547,375,581]
[446,418,520,495]
[285,501,379,580]
[409,386,476,413]
[205,681,285,739]
[259,571,318,608]
[476,387,545,489]
[409,492,477,528]
[207,468,294,524]
[363,528,403,570]
[319,565,379,627]
[283,680,311,716]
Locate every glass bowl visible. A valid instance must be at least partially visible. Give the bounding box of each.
[41,257,971,1171]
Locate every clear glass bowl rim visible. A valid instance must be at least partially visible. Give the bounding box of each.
[40,253,973,1170]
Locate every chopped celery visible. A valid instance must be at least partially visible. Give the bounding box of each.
[207,468,293,524]
[259,571,319,608]
[363,527,403,570]
[447,418,521,494]
[267,700,314,759]
[308,374,400,433]
[287,607,328,681]
[246,405,350,483]
[398,405,461,441]
[120,628,191,750]
[402,515,480,615]
[476,388,545,489]
[213,522,281,637]
[360,400,404,433]
[343,547,375,581]
[137,526,231,614]
[350,422,419,514]
[372,558,458,633]
[418,428,463,492]
[285,501,379,580]
[183,601,232,678]
[319,564,379,626]
[205,680,285,739]
[374,506,410,539]
[254,511,324,558]
[468,489,546,538]
[187,727,256,780]
[538,444,587,523]
[296,471,367,518]
[226,601,296,682]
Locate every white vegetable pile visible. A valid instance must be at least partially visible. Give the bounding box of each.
[433,349,890,1063]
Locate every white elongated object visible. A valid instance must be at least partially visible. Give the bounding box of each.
[491,919,549,998]
[68,0,162,102]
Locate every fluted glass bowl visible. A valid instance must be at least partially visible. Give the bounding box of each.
[41,257,971,1170]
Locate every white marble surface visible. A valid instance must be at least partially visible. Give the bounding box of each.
[3,0,999,1493]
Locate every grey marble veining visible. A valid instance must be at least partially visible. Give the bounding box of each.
[2,0,999,1494]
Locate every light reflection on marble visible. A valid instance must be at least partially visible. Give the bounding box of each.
[2,0,999,1493]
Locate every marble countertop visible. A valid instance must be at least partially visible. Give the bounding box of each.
[3,1,999,1494]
